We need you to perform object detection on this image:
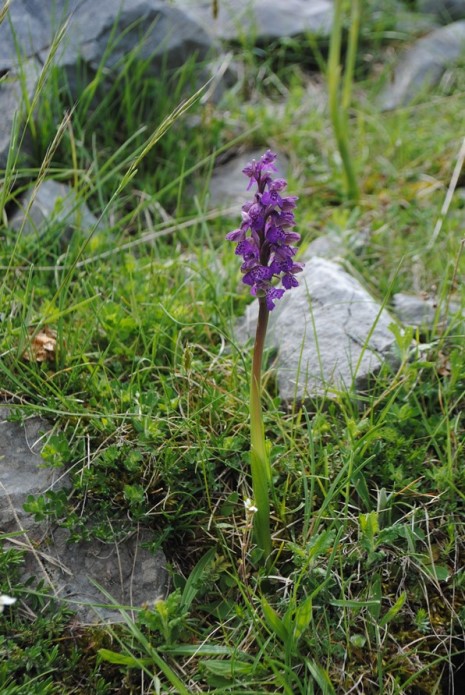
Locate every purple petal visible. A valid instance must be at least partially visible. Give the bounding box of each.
[274,211,296,228]
[273,245,296,261]
[281,196,298,211]
[282,274,299,289]
[266,287,285,310]
[226,228,246,242]
[261,150,278,167]
[291,262,304,274]
[236,238,259,259]
[242,264,274,287]
[261,190,283,208]
[266,225,286,245]
[269,178,287,192]
[284,231,301,243]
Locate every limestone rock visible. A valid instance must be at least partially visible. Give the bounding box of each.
[369,0,438,35]
[305,234,347,260]
[0,58,40,169]
[417,0,465,23]
[25,527,168,624]
[0,0,225,175]
[176,0,333,42]
[0,0,61,73]
[235,257,397,401]
[391,11,439,36]
[380,20,465,110]
[10,179,99,242]
[0,0,217,98]
[0,405,168,623]
[0,407,65,528]
[48,0,216,95]
[304,225,372,259]
[392,292,462,329]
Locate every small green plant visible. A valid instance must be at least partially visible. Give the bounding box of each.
[23,490,68,522]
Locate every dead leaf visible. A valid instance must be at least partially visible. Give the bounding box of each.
[437,351,451,377]
[22,326,57,363]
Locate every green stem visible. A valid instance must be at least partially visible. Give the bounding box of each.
[249,297,272,562]
[342,0,361,111]
[327,0,360,204]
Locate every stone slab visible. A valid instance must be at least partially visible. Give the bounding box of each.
[0,406,168,623]
[176,0,333,42]
[380,20,465,110]
[392,292,462,329]
[417,0,465,24]
[10,179,99,242]
[0,406,63,528]
[235,257,398,401]
[24,527,168,624]
[1,0,217,98]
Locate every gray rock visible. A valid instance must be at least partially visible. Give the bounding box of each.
[305,234,347,259]
[10,179,99,242]
[304,226,373,259]
[0,407,66,528]
[208,149,288,215]
[0,1,224,170]
[0,405,168,623]
[0,0,64,73]
[392,292,462,328]
[380,20,465,110]
[1,0,217,97]
[369,0,438,35]
[235,257,397,401]
[25,527,168,624]
[0,58,40,169]
[417,0,465,23]
[46,0,214,96]
[176,0,333,42]
[392,10,439,35]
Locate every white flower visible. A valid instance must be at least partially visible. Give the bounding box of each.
[244,498,258,514]
[0,595,16,613]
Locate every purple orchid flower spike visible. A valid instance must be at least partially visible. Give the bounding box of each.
[225,151,303,564]
[226,150,303,310]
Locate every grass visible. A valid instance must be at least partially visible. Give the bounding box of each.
[1,4,465,693]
